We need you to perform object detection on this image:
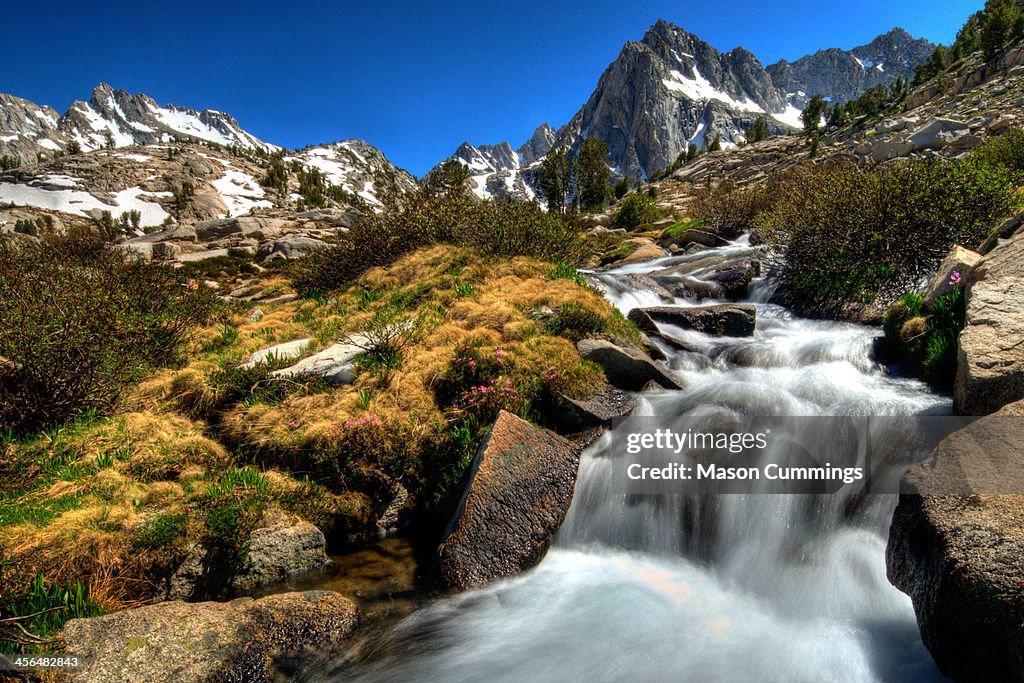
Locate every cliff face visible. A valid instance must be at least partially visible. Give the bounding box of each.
[432,21,933,193]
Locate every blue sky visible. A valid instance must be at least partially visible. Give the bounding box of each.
[4,1,981,176]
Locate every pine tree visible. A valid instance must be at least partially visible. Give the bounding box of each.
[424,159,471,196]
[748,116,767,143]
[708,135,722,152]
[574,138,611,212]
[801,95,828,136]
[538,147,571,213]
[686,143,699,161]
[981,0,1019,61]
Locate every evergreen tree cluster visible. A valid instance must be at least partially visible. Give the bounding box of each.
[537,138,612,212]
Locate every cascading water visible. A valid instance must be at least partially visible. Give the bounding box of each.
[319,236,949,683]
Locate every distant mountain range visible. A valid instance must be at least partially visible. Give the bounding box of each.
[0,21,935,208]
[434,22,935,200]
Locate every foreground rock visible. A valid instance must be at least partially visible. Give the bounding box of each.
[169,515,329,600]
[923,245,981,304]
[887,401,1024,682]
[62,591,358,683]
[271,336,369,385]
[576,338,684,390]
[549,384,638,431]
[438,411,581,590]
[631,304,756,337]
[955,230,1024,415]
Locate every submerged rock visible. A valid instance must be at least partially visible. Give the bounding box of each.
[887,401,1024,682]
[439,411,581,590]
[62,590,358,683]
[633,304,756,337]
[576,338,685,390]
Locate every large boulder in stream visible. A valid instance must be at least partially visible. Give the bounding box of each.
[576,339,685,391]
[631,304,756,337]
[955,229,1024,415]
[886,400,1024,682]
[61,591,358,683]
[439,411,582,590]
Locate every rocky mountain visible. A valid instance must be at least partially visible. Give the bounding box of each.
[0,84,419,247]
[0,84,279,165]
[767,28,936,108]
[284,140,420,208]
[434,20,934,195]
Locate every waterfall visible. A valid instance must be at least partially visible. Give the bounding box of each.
[322,236,950,683]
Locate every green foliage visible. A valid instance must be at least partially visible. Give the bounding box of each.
[690,178,776,240]
[65,140,82,155]
[0,575,102,654]
[290,193,585,296]
[548,261,588,287]
[754,157,1018,315]
[0,155,17,171]
[972,127,1024,175]
[0,233,218,434]
[575,137,611,211]
[801,95,828,135]
[708,134,722,152]
[171,179,194,218]
[132,512,188,551]
[748,116,768,143]
[544,304,608,341]
[538,147,572,213]
[613,192,663,229]
[349,304,436,375]
[260,152,289,195]
[882,289,965,386]
[913,45,949,85]
[424,159,471,196]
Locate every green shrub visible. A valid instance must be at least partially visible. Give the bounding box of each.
[613,193,663,229]
[544,304,608,341]
[881,288,965,387]
[132,512,188,551]
[691,179,777,239]
[290,193,585,296]
[0,233,218,434]
[972,127,1024,176]
[754,158,1017,315]
[0,574,103,654]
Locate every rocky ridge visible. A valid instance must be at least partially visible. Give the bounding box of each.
[432,21,933,197]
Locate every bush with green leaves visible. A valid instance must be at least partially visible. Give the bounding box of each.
[690,178,777,240]
[753,158,1017,315]
[0,233,218,434]
[613,192,663,229]
[882,288,966,386]
[0,574,102,655]
[291,193,585,296]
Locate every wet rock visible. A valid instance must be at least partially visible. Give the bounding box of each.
[576,338,685,391]
[923,245,981,305]
[62,591,357,683]
[439,411,581,590]
[616,274,675,301]
[549,384,638,431]
[708,261,760,300]
[887,401,1024,682]
[617,239,668,265]
[659,228,728,249]
[635,304,756,337]
[956,230,1024,415]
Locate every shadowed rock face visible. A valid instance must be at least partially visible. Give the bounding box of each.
[62,590,358,683]
[438,411,582,590]
[634,304,757,337]
[887,401,1024,682]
